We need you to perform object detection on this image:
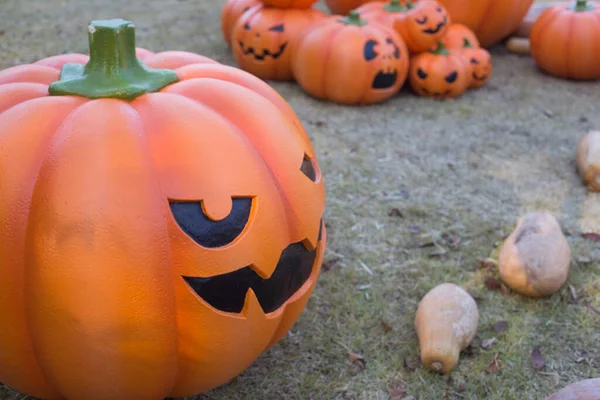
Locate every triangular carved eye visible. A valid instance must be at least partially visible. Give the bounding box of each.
[169,198,253,248]
[301,155,317,182]
[470,58,479,64]
[417,68,428,79]
[364,40,378,61]
[269,24,284,32]
[445,71,458,83]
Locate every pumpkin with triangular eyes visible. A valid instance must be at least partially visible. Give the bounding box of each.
[408,42,471,99]
[357,0,450,54]
[221,0,261,47]
[460,44,492,88]
[232,4,326,81]
[291,11,409,105]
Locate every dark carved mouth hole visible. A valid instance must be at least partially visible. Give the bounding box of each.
[472,73,487,81]
[183,224,323,314]
[372,70,398,89]
[423,17,447,34]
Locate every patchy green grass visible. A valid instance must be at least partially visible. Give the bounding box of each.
[1,0,599,399]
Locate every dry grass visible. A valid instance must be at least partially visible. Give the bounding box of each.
[1,0,599,399]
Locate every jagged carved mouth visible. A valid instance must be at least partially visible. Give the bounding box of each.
[473,73,488,81]
[183,221,323,314]
[372,70,398,89]
[238,41,288,61]
[423,17,447,34]
[420,88,451,97]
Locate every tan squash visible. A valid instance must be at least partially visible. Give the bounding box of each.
[498,212,571,297]
[505,37,530,55]
[576,131,600,192]
[414,283,479,374]
[545,378,600,400]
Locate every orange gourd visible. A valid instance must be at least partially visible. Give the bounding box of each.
[221,0,261,47]
[0,19,326,400]
[461,45,492,88]
[232,4,326,81]
[408,42,471,99]
[324,0,379,15]
[432,0,533,47]
[439,23,479,49]
[530,0,600,81]
[292,12,410,105]
[357,0,450,54]
[260,0,317,7]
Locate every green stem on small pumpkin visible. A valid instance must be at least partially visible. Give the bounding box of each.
[384,0,407,12]
[339,10,368,26]
[49,19,178,101]
[432,42,450,55]
[571,0,594,11]
[463,38,474,48]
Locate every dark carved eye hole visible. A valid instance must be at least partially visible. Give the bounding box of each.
[445,71,458,83]
[436,7,443,12]
[470,58,479,64]
[243,6,250,12]
[244,23,251,30]
[301,155,317,182]
[415,16,428,24]
[269,24,284,32]
[386,38,393,44]
[417,68,428,79]
[393,44,400,59]
[364,40,378,61]
[170,198,253,248]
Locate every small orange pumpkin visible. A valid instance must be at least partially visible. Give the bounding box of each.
[292,11,410,105]
[260,0,317,7]
[439,23,479,49]
[324,0,379,15]
[461,44,492,88]
[232,4,326,81]
[0,19,326,399]
[357,0,450,54]
[530,0,600,81]
[221,0,261,47]
[409,42,471,99]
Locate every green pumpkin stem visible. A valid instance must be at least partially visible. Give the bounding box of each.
[49,19,178,100]
[432,42,450,55]
[339,10,368,26]
[571,0,594,11]
[384,0,407,12]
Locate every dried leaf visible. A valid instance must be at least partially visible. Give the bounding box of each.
[484,353,501,373]
[484,276,503,291]
[480,337,497,349]
[347,352,366,369]
[493,321,508,333]
[403,357,418,371]
[457,385,466,392]
[388,208,404,218]
[577,257,592,264]
[311,120,327,127]
[530,345,546,370]
[586,302,600,316]
[582,232,600,241]
[388,380,408,400]
[568,284,578,302]
[322,257,341,272]
[381,319,393,333]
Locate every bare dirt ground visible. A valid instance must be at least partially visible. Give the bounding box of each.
[1,1,599,399]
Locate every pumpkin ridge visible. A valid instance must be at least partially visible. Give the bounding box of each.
[321,25,346,101]
[473,0,496,34]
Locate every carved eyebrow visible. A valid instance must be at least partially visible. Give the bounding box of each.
[269,24,284,32]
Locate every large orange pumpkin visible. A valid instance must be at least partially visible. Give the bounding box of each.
[430,0,533,47]
[292,11,410,105]
[0,19,326,400]
[357,0,450,54]
[324,0,379,15]
[530,0,600,81]
[232,4,327,80]
[221,0,261,47]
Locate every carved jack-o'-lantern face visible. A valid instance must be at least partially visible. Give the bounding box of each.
[463,46,492,89]
[357,0,450,54]
[232,5,326,81]
[364,37,403,90]
[408,42,471,99]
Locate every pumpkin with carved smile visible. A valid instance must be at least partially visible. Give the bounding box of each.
[357,0,450,54]
[291,12,409,105]
[0,19,326,400]
[232,5,326,81]
[221,0,261,47]
[460,42,492,88]
[408,42,471,99]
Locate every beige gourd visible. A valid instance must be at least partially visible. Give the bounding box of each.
[415,283,479,374]
[545,378,600,400]
[498,212,571,297]
[576,131,600,192]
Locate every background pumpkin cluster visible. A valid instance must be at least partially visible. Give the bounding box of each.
[221,0,504,105]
